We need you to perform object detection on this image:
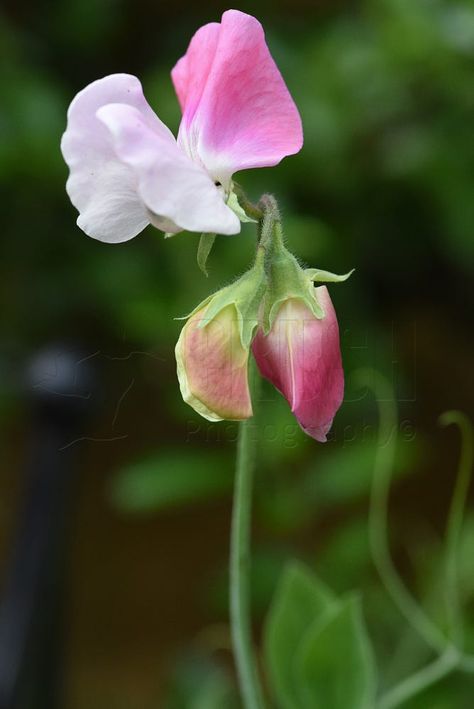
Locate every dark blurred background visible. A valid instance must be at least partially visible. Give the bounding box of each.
[1,0,474,707]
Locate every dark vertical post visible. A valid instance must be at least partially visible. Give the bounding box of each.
[0,346,96,709]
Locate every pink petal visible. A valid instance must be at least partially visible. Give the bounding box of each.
[172,10,303,184]
[176,304,252,421]
[97,104,240,235]
[252,288,344,442]
[171,22,220,121]
[61,73,173,243]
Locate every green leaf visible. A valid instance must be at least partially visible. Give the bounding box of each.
[197,233,216,276]
[294,595,376,709]
[264,561,336,709]
[109,450,232,514]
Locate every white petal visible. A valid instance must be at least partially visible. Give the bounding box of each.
[61,73,175,243]
[97,103,240,235]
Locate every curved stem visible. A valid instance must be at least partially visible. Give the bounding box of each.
[378,647,459,709]
[439,411,473,648]
[355,371,474,704]
[356,368,447,654]
[230,358,266,709]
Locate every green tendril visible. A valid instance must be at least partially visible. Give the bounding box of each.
[439,411,473,649]
[353,370,474,707]
[353,368,447,655]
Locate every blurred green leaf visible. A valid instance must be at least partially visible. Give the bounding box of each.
[110,450,232,513]
[294,594,376,709]
[264,561,336,709]
[316,517,370,591]
[302,437,420,508]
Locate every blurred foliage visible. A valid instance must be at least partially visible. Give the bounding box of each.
[165,654,240,709]
[1,0,474,706]
[110,450,233,513]
[263,562,376,709]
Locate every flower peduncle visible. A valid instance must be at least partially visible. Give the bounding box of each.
[257,194,283,257]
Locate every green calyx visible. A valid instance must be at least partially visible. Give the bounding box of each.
[259,220,354,335]
[183,249,267,351]
[305,267,355,284]
[183,190,354,348]
[262,242,321,334]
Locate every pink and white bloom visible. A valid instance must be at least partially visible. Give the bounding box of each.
[61,10,303,243]
[252,287,344,442]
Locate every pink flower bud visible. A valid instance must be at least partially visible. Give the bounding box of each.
[176,304,253,421]
[252,286,344,442]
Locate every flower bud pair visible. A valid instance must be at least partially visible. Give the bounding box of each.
[176,240,351,441]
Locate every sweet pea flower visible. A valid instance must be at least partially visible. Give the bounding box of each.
[252,287,344,442]
[61,10,303,243]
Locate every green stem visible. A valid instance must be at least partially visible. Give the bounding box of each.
[257,195,281,252]
[440,411,473,648]
[378,647,459,709]
[230,358,266,709]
